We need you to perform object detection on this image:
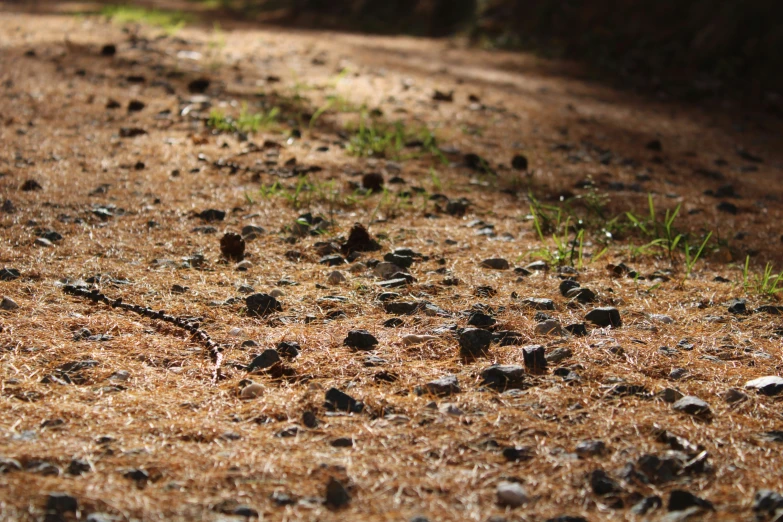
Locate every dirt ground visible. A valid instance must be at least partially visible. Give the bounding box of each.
[1,2,783,521]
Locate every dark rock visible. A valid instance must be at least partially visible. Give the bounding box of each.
[755,305,783,315]
[717,201,738,214]
[631,495,663,515]
[646,139,663,151]
[727,298,747,314]
[361,173,384,192]
[521,297,555,310]
[276,341,300,359]
[241,224,265,240]
[511,154,528,170]
[559,279,580,296]
[502,446,533,461]
[480,365,525,390]
[106,99,121,109]
[425,375,460,397]
[492,330,524,346]
[246,293,282,316]
[187,78,210,94]
[233,506,258,517]
[566,287,596,303]
[197,209,225,222]
[745,376,783,396]
[127,100,145,112]
[378,278,409,288]
[753,490,783,514]
[219,232,245,261]
[445,198,469,216]
[67,459,92,476]
[341,223,380,255]
[0,457,22,473]
[589,469,622,495]
[575,440,606,457]
[545,347,573,363]
[58,359,99,373]
[433,90,453,102]
[320,254,346,266]
[523,344,547,372]
[123,468,149,481]
[331,437,353,447]
[46,493,78,513]
[458,327,492,356]
[383,253,413,268]
[247,349,281,371]
[565,323,588,336]
[20,179,42,191]
[119,127,147,138]
[586,307,622,327]
[363,355,387,367]
[525,260,549,271]
[672,396,710,416]
[382,318,404,328]
[344,329,378,350]
[468,312,496,328]
[100,44,116,56]
[668,490,714,511]
[302,411,318,429]
[325,477,351,509]
[384,301,423,315]
[324,388,363,413]
[0,268,20,281]
[480,258,509,270]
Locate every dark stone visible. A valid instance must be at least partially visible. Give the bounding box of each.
[271,491,296,506]
[320,254,346,266]
[123,469,149,482]
[753,490,783,513]
[717,201,738,214]
[523,345,547,372]
[672,396,711,416]
[58,359,99,373]
[341,223,381,255]
[20,179,42,191]
[458,327,492,356]
[344,329,378,350]
[631,495,662,515]
[544,518,588,522]
[668,490,714,511]
[637,453,685,483]
[525,260,549,271]
[219,232,245,261]
[383,253,413,268]
[468,312,496,328]
[378,278,409,288]
[586,307,622,327]
[425,375,460,397]
[46,493,78,513]
[67,459,92,476]
[100,44,116,56]
[0,457,22,473]
[511,154,528,170]
[575,440,606,457]
[119,127,147,138]
[233,506,258,517]
[754,305,783,315]
[187,78,210,94]
[246,293,282,316]
[247,349,281,371]
[331,437,353,448]
[566,287,596,303]
[325,477,351,509]
[384,301,423,315]
[363,355,387,367]
[445,198,469,216]
[128,100,145,112]
[480,258,509,270]
[727,298,747,314]
[382,318,404,328]
[745,376,783,396]
[361,172,384,192]
[276,341,300,359]
[559,279,580,296]
[502,446,533,461]
[198,209,225,222]
[302,411,318,428]
[492,330,524,346]
[0,268,20,281]
[324,388,363,413]
[589,469,622,495]
[521,297,555,310]
[565,323,588,336]
[646,139,663,152]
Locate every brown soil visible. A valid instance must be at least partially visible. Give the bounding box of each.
[1,3,782,522]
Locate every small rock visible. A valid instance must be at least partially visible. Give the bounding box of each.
[753,490,783,514]
[363,355,387,367]
[458,327,492,356]
[67,459,92,476]
[668,490,714,511]
[276,341,300,359]
[480,365,525,390]
[589,469,622,495]
[672,396,711,416]
[0,268,21,281]
[659,388,684,403]
[721,388,748,403]
[511,154,528,170]
[34,237,53,248]
[480,258,509,270]
[521,297,555,310]
[320,254,346,266]
[127,99,145,112]
[586,307,622,327]
[246,293,282,316]
[535,319,564,336]
[327,271,346,285]
[20,179,42,191]
[717,201,738,214]
[445,198,469,216]
[523,344,547,372]
[324,388,363,413]
[241,224,265,240]
[496,481,528,507]
[46,492,78,513]
[341,223,381,254]
[564,323,587,336]
[650,314,675,324]
[0,296,19,310]
[525,260,549,271]
[344,329,378,350]
[559,279,580,296]
[247,350,281,371]
[745,376,783,396]
[197,209,225,222]
[220,232,245,261]
[467,312,496,328]
[425,375,460,397]
[0,457,22,473]
[669,368,688,380]
[545,347,573,363]
[383,318,404,328]
[727,298,747,314]
[240,382,264,399]
[331,437,353,448]
[502,446,533,461]
[325,477,351,509]
[575,440,606,457]
[565,287,596,303]
[361,173,384,192]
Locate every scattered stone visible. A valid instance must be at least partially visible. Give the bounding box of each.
[341,223,381,255]
[240,382,264,399]
[492,330,524,346]
[480,365,525,390]
[220,232,245,261]
[327,271,346,285]
[46,492,78,513]
[458,328,492,356]
[565,287,596,303]
[0,296,19,310]
[535,319,564,336]
[668,490,714,511]
[496,481,528,508]
[511,154,528,170]
[331,437,353,448]
[276,341,300,359]
[324,388,363,413]
[523,344,547,372]
[658,388,684,403]
[246,293,282,316]
[383,318,404,328]
[34,237,53,248]
[101,44,116,56]
[320,254,346,266]
[0,457,22,473]
[127,99,145,112]
[575,440,606,457]
[669,368,688,380]
[0,268,20,281]
[521,297,555,310]
[586,307,622,327]
[402,334,436,346]
[589,469,622,495]
[727,298,747,314]
[123,468,149,482]
[197,209,225,222]
[559,279,580,296]
[344,329,378,350]
[67,459,92,476]
[745,376,783,396]
[384,301,423,315]
[564,323,587,336]
[545,347,573,363]
[325,477,351,509]
[468,312,496,328]
[445,198,469,216]
[247,350,281,371]
[525,260,549,271]
[374,262,404,279]
[361,173,384,192]
[241,224,265,240]
[672,396,711,416]
[20,179,42,191]
[480,258,509,270]
[187,78,210,94]
[363,355,387,367]
[717,201,738,214]
[384,253,413,268]
[425,375,460,397]
[753,490,783,514]
[119,127,147,138]
[721,388,748,403]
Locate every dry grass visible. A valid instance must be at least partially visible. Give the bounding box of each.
[1,5,783,522]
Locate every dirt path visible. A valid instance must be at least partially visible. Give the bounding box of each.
[1,6,782,522]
